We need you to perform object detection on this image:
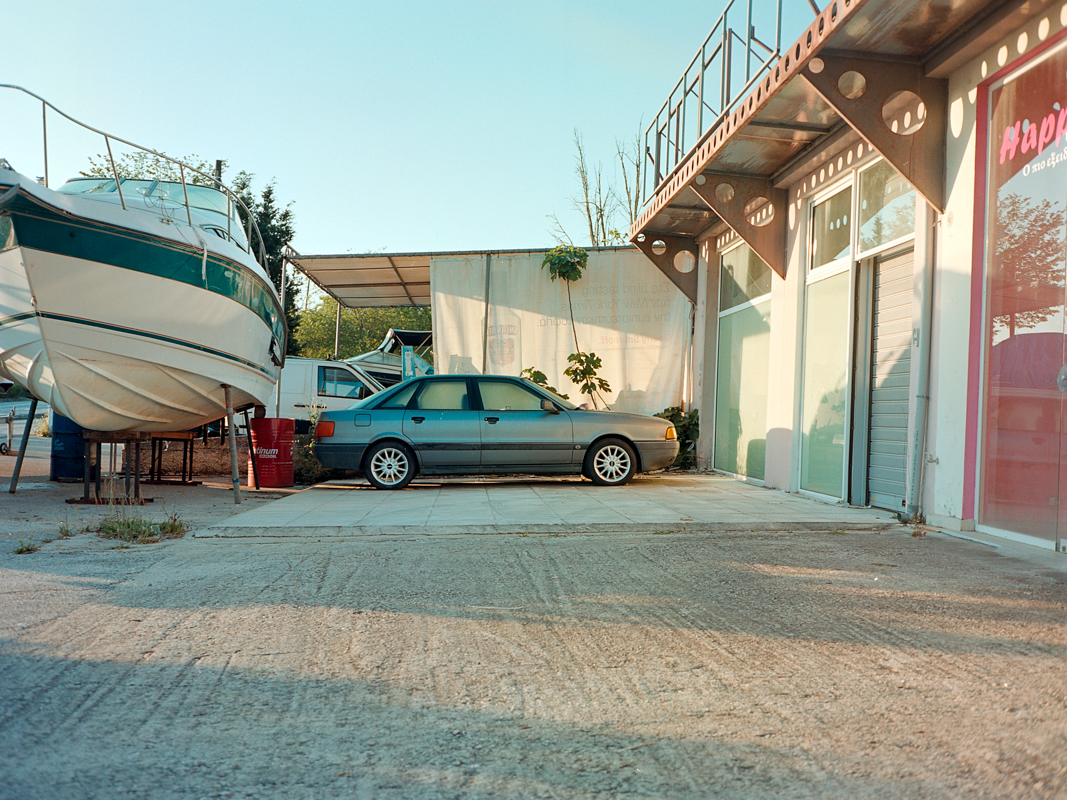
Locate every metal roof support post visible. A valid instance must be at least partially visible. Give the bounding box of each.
[801,52,948,212]
[482,253,492,374]
[689,173,788,278]
[334,300,341,359]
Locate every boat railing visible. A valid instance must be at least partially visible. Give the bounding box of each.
[641,0,787,203]
[0,84,267,267]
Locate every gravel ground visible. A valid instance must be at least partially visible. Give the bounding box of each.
[1,503,1065,799]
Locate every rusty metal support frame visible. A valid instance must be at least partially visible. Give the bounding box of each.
[690,172,788,277]
[801,51,947,212]
[632,234,699,303]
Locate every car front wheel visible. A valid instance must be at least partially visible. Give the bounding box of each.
[364,441,416,490]
[585,438,637,486]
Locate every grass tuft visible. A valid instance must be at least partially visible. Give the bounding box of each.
[84,506,189,545]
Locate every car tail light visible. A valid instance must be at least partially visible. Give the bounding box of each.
[665,426,678,440]
[315,420,335,438]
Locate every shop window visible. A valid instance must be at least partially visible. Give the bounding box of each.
[714,245,771,480]
[810,186,853,269]
[858,161,916,253]
[719,245,772,311]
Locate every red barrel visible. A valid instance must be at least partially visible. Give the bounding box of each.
[249,417,295,488]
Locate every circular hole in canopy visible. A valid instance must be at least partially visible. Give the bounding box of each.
[673,250,696,273]
[838,70,866,100]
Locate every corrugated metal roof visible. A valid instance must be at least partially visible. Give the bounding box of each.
[288,247,636,309]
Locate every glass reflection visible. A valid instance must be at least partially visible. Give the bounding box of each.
[800,271,851,497]
[811,187,853,269]
[858,161,916,252]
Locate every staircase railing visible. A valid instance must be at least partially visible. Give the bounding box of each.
[643,0,785,202]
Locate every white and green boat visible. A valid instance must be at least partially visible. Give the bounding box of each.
[0,87,286,432]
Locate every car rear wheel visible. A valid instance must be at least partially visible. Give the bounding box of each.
[585,438,637,486]
[364,441,416,490]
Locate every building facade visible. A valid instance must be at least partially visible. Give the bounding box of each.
[632,0,1067,557]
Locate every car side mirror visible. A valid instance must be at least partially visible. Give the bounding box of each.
[541,398,560,414]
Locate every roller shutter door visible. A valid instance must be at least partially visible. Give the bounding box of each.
[867,250,913,511]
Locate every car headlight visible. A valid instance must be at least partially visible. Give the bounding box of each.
[665,426,677,440]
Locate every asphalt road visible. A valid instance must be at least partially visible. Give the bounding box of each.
[1,522,1064,799]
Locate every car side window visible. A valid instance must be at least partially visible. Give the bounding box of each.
[318,367,370,399]
[413,380,470,410]
[477,380,545,411]
[377,382,419,409]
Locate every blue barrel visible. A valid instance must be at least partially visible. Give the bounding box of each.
[50,414,93,483]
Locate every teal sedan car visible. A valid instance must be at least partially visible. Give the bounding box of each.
[313,374,679,489]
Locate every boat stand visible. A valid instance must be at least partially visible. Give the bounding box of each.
[7,397,38,494]
[67,430,153,506]
[143,432,201,486]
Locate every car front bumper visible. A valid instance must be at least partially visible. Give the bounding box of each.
[635,440,680,472]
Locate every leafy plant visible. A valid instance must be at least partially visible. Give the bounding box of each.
[292,406,330,485]
[541,245,588,283]
[520,367,569,400]
[539,244,613,409]
[293,432,330,485]
[564,352,611,409]
[655,406,699,469]
[13,539,39,554]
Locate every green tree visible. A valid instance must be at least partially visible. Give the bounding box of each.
[294,298,432,360]
[548,129,642,246]
[81,152,223,186]
[232,173,299,352]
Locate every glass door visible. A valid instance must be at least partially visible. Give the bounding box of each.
[800,186,853,499]
[979,42,1067,546]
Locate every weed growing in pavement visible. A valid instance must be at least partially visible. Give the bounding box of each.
[58,521,76,538]
[84,504,189,545]
[13,539,39,554]
[157,511,186,537]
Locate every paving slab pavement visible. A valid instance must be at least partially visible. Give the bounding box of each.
[195,473,900,539]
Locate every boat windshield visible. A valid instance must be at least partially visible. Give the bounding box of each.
[57,178,244,235]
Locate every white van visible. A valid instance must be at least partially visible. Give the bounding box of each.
[271,358,385,430]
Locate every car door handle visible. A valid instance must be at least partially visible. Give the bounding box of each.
[484,416,499,424]
[411,416,425,423]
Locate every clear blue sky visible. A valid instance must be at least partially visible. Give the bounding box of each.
[5,0,815,255]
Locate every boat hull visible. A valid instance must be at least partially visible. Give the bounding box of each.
[0,173,285,432]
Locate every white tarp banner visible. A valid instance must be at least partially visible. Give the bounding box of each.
[430,248,692,416]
